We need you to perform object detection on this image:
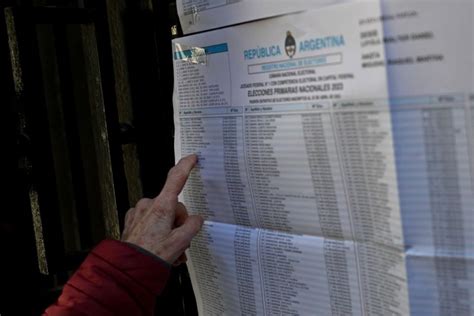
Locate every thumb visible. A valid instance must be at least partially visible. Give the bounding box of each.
[172,215,204,249]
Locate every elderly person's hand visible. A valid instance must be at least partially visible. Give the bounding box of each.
[122,154,203,266]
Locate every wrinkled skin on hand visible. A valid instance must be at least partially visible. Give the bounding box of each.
[122,154,204,266]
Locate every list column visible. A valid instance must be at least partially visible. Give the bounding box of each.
[188,225,226,314]
[223,113,254,227]
[234,226,261,315]
[332,100,408,315]
[181,116,213,218]
[421,102,472,315]
[244,107,318,234]
[181,109,253,226]
[470,94,474,199]
[301,105,355,315]
[244,113,289,231]
[259,231,311,315]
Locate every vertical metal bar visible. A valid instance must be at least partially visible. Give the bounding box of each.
[79,23,120,240]
[36,23,82,252]
[105,0,143,206]
[5,7,49,275]
[29,189,49,275]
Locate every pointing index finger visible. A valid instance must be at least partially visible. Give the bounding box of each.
[160,154,198,198]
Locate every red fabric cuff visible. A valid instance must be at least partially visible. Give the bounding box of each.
[91,239,171,295]
[44,239,171,315]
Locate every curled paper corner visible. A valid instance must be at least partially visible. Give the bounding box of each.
[174,43,208,65]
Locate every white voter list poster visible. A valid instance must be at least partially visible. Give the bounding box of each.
[171,1,474,315]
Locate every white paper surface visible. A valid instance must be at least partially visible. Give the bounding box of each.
[176,0,348,34]
[381,1,474,314]
[172,1,474,315]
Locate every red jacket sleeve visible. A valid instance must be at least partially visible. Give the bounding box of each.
[44,239,171,316]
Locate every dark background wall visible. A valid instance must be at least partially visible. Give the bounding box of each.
[0,0,196,314]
